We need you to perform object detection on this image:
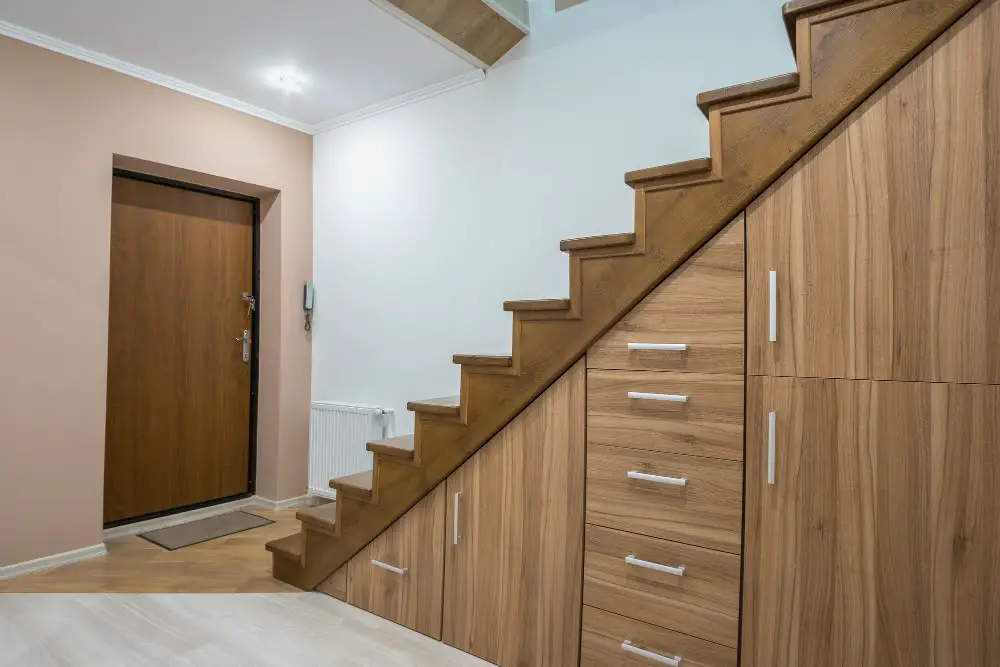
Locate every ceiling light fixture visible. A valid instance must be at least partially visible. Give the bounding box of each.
[265,66,308,94]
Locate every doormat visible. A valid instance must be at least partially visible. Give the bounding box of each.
[138,510,273,550]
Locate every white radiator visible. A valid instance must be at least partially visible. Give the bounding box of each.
[309,402,393,499]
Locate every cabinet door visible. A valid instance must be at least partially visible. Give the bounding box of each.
[347,483,446,639]
[742,376,1000,667]
[746,31,1000,383]
[442,360,586,666]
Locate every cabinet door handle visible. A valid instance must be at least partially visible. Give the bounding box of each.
[627,342,688,351]
[768,270,777,342]
[767,411,776,485]
[628,471,687,487]
[371,559,408,575]
[453,491,462,546]
[625,554,685,576]
[628,391,688,403]
[621,640,682,665]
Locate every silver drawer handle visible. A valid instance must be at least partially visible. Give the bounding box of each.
[371,559,407,575]
[621,640,682,665]
[768,270,777,342]
[627,471,687,486]
[628,391,688,403]
[627,342,688,351]
[453,491,462,545]
[767,411,776,485]
[625,554,685,577]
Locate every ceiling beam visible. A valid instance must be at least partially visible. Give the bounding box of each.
[371,0,528,68]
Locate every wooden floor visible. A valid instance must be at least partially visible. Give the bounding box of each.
[0,507,300,593]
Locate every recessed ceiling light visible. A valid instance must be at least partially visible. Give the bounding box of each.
[265,66,308,94]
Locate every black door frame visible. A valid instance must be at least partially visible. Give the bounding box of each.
[105,169,262,528]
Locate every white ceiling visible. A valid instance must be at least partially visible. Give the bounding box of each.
[0,0,478,129]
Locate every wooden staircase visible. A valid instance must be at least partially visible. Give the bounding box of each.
[268,0,980,590]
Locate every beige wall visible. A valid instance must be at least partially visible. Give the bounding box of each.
[0,36,313,567]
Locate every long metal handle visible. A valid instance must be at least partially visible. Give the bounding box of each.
[453,492,462,545]
[627,342,688,351]
[625,554,685,577]
[768,270,777,342]
[628,391,688,403]
[628,471,687,487]
[621,640,681,665]
[767,411,776,485]
[371,559,407,575]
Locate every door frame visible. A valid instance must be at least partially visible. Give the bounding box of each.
[105,168,262,527]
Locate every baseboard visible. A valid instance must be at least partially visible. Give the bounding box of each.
[0,543,108,581]
[251,494,324,511]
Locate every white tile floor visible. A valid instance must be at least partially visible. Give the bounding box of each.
[0,593,492,667]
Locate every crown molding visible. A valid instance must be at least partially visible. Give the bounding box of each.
[0,19,314,134]
[313,68,486,134]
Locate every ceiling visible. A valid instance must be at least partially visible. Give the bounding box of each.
[0,0,479,130]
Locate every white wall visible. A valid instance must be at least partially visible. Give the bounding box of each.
[313,0,792,434]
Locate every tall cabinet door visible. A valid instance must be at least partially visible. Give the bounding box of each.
[442,360,586,666]
[743,376,1000,667]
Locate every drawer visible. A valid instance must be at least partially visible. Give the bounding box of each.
[588,216,744,375]
[584,525,739,647]
[587,444,743,553]
[581,606,737,667]
[588,369,744,462]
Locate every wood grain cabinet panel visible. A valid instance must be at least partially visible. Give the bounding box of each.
[584,525,740,647]
[746,5,1000,384]
[743,376,1000,667]
[581,606,737,667]
[588,369,745,462]
[442,360,585,667]
[589,216,745,375]
[587,444,743,554]
[347,484,446,639]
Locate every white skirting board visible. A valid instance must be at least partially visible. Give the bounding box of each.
[0,543,108,581]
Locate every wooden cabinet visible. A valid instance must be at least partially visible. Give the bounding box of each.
[347,483,446,639]
[742,376,1000,667]
[442,359,586,666]
[745,24,1000,384]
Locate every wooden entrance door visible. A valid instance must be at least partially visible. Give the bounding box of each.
[104,176,254,523]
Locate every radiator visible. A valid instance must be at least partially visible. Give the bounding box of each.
[308,402,393,499]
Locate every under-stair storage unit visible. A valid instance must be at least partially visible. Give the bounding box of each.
[742,6,1000,664]
[582,218,745,667]
[442,360,586,666]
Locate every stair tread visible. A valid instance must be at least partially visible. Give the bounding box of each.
[407,396,461,416]
[560,232,636,253]
[331,470,373,492]
[369,434,415,459]
[625,157,713,187]
[297,500,337,526]
[696,72,800,116]
[503,298,571,312]
[265,533,302,558]
[453,354,513,367]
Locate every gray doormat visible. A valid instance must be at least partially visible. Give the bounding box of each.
[138,510,274,550]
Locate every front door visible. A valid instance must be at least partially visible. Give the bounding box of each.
[103,175,254,523]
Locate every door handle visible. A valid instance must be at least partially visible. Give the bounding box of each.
[768,270,777,342]
[453,491,462,546]
[235,330,250,363]
[621,640,681,665]
[767,411,776,485]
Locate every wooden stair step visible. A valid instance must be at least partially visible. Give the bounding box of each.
[407,396,461,418]
[560,232,636,253]
[625,157,713,189]
[368,434,415,460]
[265,532,302,560]
[453,354,513,367]
[784,0,842,49]
[330,470,374,500]
[503,298,571,312]
[696,73,800,117]
[296,500,337,535]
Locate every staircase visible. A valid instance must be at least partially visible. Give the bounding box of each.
[268,0,979,590]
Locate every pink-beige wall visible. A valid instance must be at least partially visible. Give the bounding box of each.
[0,35,313,567]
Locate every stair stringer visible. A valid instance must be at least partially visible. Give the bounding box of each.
[271,0,981,591]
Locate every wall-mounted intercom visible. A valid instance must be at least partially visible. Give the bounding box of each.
[303,281,315,332]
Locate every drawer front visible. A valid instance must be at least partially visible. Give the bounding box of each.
[584,525,739,647]
[588,216,744,375]
[581,606,737,667]
[587,444,743,553]
[588,369,745,462]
